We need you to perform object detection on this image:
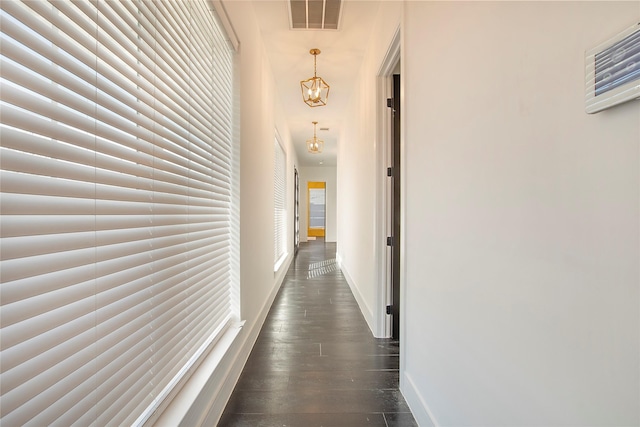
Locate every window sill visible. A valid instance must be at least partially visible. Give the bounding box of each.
[274,252,288,273]
[151,320,245,426]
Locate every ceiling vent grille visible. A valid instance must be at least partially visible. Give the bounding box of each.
[289,0,342,30]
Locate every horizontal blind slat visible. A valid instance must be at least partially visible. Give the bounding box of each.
[2,214,229,238]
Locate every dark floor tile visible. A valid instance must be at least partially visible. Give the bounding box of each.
[248,342,324,357]
[233,371,289,391]
[287,412,387,427]
[384,412,420,427]
[254,331,380,346]
[319,340,400,357]
[241,352,399,373]
[217,413,288,427]
[224,389,410,414]
[287,370,400,390]
[219,411,388,426]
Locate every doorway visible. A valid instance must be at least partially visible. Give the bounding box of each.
[307,181,326,239]
[389,74,401,340]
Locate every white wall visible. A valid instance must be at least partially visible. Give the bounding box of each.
[337,1,402,336]
[221,0,296,322]
[402,2,640,425]
[299,166,337,243]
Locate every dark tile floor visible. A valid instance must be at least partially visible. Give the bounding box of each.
[218,239,417,427]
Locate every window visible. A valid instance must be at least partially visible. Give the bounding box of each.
[274,134,287,270]
[0,1,238,425]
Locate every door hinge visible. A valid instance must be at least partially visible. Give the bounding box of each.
[386,236,393,247]
[386,98,394,108]
[387,167,393,177]
[386,305,392,315]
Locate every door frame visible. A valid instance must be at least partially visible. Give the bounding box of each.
[307,181,326,238]
[374,27,401,339]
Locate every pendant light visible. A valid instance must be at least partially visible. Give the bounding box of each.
[300,49,330,107]
[306,121,324,154]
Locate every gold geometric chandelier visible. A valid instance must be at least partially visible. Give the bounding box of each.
[306,121,324,154]
[300,49,330,107]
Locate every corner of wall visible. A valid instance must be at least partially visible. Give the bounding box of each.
[401,371,438,427]
[339,264,376,335]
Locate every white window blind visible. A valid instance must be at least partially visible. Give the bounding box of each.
[274,135,287,269]
[0,1,237,426]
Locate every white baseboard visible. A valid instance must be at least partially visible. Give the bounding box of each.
[339,264,375,335]
[402,371,439,427]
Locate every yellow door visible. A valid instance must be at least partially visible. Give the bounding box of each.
[307,181,326,238]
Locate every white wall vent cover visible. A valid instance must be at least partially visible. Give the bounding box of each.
[289,0,342,30]
[586,21,640,113]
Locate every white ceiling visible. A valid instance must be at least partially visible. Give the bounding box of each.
[250,0,382,167]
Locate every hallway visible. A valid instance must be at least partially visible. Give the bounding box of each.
[219,240,417,426]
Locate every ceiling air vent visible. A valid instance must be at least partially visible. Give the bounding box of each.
[289,0,342,30]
